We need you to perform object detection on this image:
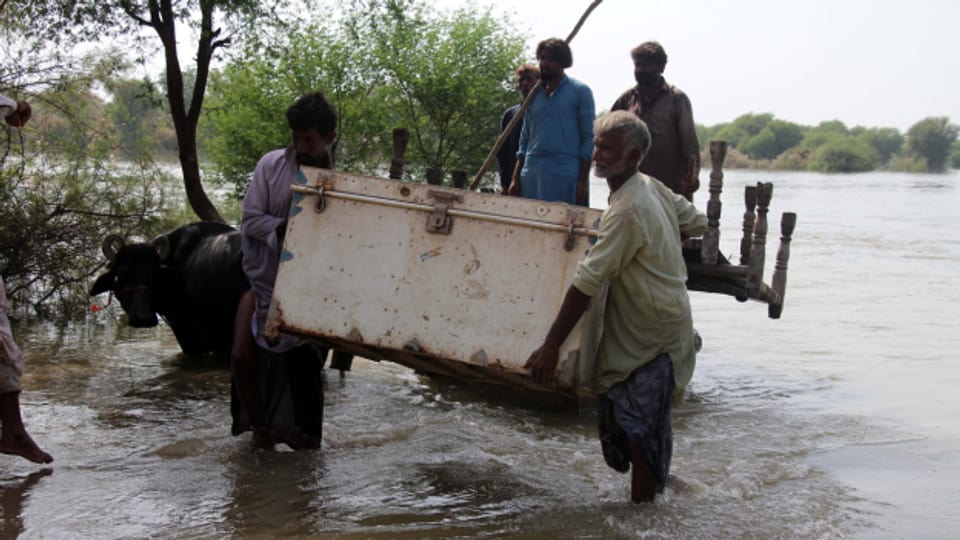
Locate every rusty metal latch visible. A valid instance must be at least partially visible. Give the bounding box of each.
[564,222,576,251]
[425,190,463,235]
[314,184,326,213]
[564,209,586,251]
[427,203,452,234]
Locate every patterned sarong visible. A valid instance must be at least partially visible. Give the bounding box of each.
[598,353,675,491]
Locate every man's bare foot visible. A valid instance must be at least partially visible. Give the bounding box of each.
[0,431,53,464]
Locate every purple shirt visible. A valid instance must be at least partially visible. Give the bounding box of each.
[241,146,305,352]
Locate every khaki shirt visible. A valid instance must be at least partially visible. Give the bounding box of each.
[572,173,706,396]
[611,80,699,197]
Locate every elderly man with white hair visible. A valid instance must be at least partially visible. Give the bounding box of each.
[525,110,705,502]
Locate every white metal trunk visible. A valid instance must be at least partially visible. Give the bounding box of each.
[266,167,606,398]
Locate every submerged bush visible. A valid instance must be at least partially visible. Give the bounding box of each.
[808,138,875,173]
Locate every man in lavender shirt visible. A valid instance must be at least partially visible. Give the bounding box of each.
[230,92,340,449]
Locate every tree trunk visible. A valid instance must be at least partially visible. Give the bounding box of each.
[154,0,224,223]
[177,128,224,223]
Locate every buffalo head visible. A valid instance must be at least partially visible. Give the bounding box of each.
[90,233,172,327]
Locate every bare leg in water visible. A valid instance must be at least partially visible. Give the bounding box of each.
[231,290,270,448]
[628,439,656,503]
[0,392,52,464]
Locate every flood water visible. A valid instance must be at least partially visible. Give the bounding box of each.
[2,169,958,539]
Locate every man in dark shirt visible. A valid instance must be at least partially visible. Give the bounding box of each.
[611,41,700,201]
[496,64,539,194]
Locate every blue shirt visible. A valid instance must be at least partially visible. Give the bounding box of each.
[516,75,595,204]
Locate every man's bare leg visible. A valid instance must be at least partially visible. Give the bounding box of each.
[231,291,270,448]
[628,439,656,503]
[0,392,52,464]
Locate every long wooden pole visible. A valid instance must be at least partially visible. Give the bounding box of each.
[468,0,604,191]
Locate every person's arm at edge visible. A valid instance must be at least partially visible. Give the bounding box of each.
[673,190,708,238]
[524,209,633,382]
[496,108,512,183]
[681,153,700,201]
[576,159,591,205]
[576,83,596,205]
[524,284,591,383]
[509,116,528,196]
[676,92,701,199]
[508,157,524,196]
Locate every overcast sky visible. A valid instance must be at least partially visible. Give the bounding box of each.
[437,0,959,132]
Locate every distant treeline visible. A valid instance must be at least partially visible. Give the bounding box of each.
[695,113,959,173]
[27,79,960,176]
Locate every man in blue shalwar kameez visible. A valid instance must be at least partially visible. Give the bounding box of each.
[507,38,595,207]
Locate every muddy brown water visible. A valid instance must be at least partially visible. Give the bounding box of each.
[1,169,958,539]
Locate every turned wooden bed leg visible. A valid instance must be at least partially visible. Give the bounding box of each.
[451,170,467,189]
[700,140,726,264]
[389,128,409,180]
[745,182,773,297]
[768,212,797,319]
[740,185,758,266]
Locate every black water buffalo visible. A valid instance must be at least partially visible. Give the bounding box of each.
[90,221,248,357]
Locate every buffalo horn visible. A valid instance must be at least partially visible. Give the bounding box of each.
[102,235,125,262]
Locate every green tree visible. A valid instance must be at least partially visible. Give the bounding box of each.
[0,64,175,318]
[713,113,774,150]
[740,119,805,160]
[800,119,850,149]
[815,119,848,134]
[907,116,959,172]
[354,0,524,183]
[852,126,904,166]
[105,77,169,160]
[28,78,112,158]
[203,20,392,197]
[8,0,292,222]
[696,123,721,150]
[204,0,525,191]
[808,136,875,173]
[711,124,749,150]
